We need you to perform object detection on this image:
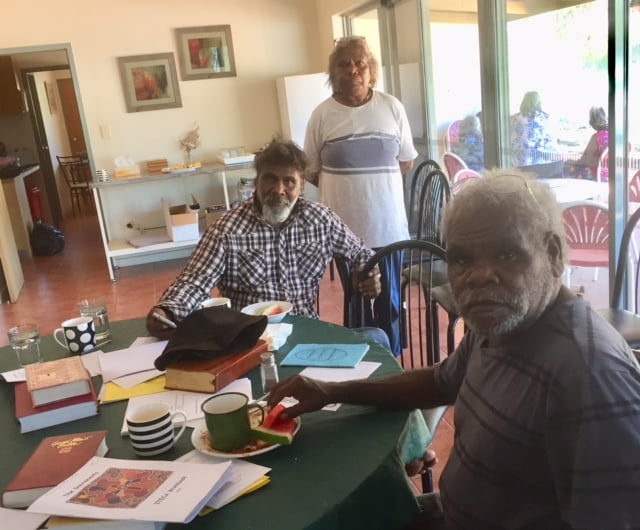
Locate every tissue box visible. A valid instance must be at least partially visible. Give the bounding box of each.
[162,199,199,241]
[114,165,141,179]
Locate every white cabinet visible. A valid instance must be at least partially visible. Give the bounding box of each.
[92,163,253,281]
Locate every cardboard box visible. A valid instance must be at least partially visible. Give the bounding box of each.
[162,199,199,241]
[205,204,229,228]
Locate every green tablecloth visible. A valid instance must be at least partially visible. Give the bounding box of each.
[0,316,428,529]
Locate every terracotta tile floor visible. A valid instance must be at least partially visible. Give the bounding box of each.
[0,213,610,494]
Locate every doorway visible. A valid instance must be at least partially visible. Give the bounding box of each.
[0,44,92,229]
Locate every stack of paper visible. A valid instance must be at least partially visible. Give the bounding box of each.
[177,451,271,510]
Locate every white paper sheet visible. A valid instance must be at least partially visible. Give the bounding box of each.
[79,349,104,377]
[98,340,167,382]
[261,322,293,350]
[131,337,161,347]
[120,378,253,435]
[0,506,48,530]
[113,368,165,389]
[299,360,381,382]
[177,450,271,509]
[1,367,25,382]
[279,361,382,412]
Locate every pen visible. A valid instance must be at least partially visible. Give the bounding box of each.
[151,312,177,329]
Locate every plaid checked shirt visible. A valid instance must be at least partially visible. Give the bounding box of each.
[158,198,373,321]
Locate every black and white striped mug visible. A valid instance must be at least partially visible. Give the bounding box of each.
[126,402,187,457]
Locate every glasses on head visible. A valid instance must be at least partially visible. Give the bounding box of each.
[333,35,366,46]
[487,173,543,212]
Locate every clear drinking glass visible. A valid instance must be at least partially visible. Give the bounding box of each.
[8,323,42,366]
[77,298,111,343]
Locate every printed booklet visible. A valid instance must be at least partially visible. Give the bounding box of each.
[27,457,232,524]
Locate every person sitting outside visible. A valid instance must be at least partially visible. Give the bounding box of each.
[451,113,484,172]
[268,170,640,529]
[510,90,559,167]
[146,138,381,339]
[563,106,609,180]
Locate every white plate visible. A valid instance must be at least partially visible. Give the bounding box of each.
[216,154,255,165]
[169,167,198,174]
[240,300,293,323]
[191,416,301,459]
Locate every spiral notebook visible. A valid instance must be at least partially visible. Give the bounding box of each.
[280,343,369,368]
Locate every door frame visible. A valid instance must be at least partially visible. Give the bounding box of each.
[22,66,67,225]
[0,43,95,225]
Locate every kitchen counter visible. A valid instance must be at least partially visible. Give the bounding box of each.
[0,163,40,180]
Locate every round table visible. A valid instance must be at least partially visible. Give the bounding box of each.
[0,316,428,529]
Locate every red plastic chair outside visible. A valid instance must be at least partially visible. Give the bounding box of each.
[442,151,467,181]
[562,201,609,287]
[451,168,482,193]
[446,120,462,149]
[629,169,640,214]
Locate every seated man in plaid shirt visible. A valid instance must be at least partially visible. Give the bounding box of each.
[146,138,381,339]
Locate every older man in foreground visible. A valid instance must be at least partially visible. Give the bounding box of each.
[268,170,640,529]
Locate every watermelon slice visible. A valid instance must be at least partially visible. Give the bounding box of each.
[260,304,283,317]
[251,404,298,445]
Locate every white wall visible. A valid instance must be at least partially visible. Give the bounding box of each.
[0,0,327,172]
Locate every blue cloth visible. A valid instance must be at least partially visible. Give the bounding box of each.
[354,326,391,351]
[366,251,403,356]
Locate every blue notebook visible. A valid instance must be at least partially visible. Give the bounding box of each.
[280,343,369,368]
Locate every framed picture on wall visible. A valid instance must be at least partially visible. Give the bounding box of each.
[175,25,237,81]
[117,53,182,113]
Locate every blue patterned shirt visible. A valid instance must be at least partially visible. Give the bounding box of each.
[157,198,373,321]
[510,110,558,166]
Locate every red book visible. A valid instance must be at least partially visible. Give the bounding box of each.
[1,430,108,508]
[14,379,99,434]
[164,340,268,393]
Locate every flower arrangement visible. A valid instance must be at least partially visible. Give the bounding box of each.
[180,124,200,163]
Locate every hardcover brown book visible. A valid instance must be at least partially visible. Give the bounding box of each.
[1,430,108,509]
[14,379,99,433]
[25,356,91,407]
[164,340,269,393]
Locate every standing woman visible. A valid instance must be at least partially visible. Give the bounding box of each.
[305,36,418,355]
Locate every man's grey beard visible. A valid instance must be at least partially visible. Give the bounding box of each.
[456,281,555,339]
[262,197,297,226]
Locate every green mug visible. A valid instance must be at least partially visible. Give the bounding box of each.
[201,392,265,452]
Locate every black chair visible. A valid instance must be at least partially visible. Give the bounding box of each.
[411,169,462,362]
[353,239,450,492]
[407,159,441,238]
[597,206,640,349]
[415,168,450,245]
[333,254,356,328]
[56,154,93,216]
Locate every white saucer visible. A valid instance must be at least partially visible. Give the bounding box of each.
[191,417,300,459]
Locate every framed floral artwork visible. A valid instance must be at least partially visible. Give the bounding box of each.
[117,53,182,113]
[175,25,237,81]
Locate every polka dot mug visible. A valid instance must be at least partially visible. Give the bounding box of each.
[53,316,96,354]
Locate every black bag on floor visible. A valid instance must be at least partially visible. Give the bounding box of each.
[30,221,65,256]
